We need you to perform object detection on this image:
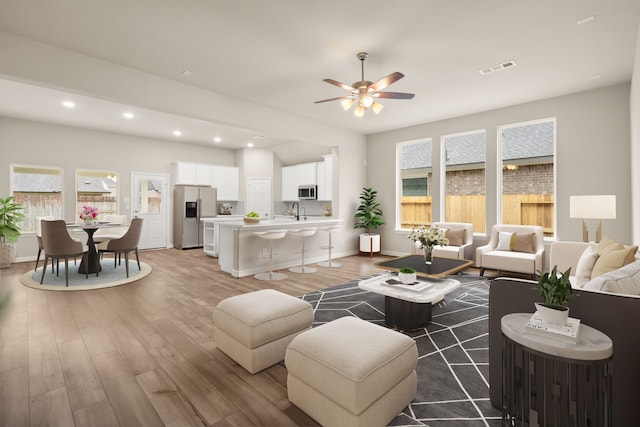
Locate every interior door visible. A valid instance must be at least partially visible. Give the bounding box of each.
[246,176,271,218]
[132,172,168,249]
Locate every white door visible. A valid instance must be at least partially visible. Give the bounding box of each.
[246,176,271,218]
[132,172,168,249]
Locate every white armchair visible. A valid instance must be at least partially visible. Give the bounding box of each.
[476,224,544,279]
[431,222,475,261]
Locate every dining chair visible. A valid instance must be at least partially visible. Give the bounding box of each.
[98,217,143,277]
[40,220,88,286]
[34,215,55,271]
[94,214,128,245]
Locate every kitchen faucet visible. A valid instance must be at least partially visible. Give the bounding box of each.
[300,207,307,220]
[292,202,300,220]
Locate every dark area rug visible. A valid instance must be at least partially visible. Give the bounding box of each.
[299,273,502,427]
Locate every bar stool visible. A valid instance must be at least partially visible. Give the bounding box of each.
[317,225,342,268]
[254,230,288,281]
[288,227,318,274]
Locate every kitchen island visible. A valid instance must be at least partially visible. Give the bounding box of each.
[217,217,342,278]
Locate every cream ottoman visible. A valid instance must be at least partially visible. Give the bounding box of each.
[285,316,418,427]
[213,289,313,374]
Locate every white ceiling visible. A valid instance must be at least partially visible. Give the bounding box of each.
[0,0,638,161]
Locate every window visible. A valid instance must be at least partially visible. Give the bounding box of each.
[397,139,432,229]
[442,130,486,233]
[499,118,555,237]
[76,169,118,221]
[11,165,63,233]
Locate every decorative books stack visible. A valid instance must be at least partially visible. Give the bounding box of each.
[525,312,581,343]
[384,278,434,292]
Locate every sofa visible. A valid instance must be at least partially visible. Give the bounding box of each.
[489,238,640,426]
[476,224,544,279]
[431,222,474,261]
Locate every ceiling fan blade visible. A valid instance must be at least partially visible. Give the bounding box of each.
[373,91,415,100]
[368,72,405,92]
[323,78,356,92]
[314,96,351,104]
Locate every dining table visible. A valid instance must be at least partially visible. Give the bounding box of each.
[66,222,125,274]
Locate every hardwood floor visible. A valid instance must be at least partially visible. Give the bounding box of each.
[0,248,393,427]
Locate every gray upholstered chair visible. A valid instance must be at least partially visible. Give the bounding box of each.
[40,220,88,286]
[98,217,143,277]
[34,215,55,271]
[93,214,128,245]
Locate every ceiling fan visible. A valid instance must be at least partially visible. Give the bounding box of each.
[315,52,415,117]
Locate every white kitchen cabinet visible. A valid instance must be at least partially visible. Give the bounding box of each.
[196,164,214,186]
[297,162,318,186]
[282,165,299,201]
[317,155,333,201]
[174,162,198,185]
[212,166,239,200]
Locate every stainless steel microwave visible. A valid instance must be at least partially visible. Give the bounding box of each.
[298,185,317,200]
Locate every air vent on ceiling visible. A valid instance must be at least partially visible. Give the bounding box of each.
[479,60,517,75]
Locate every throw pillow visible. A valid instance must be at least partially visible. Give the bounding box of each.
[511,232,535,254]
[445,228,465,247]
[592,236,638,278]
[496,231,512,251]
[573,243,599,288]
[583,260,640,295]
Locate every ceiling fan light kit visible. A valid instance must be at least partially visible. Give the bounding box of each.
[315,52,414,117]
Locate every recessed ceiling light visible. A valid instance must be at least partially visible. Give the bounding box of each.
[213,137,222,143]
[577,15,596,26]
[62,101,75,108]
[123,112,134,119]
[173,130,182,137]
[247,142,254,148]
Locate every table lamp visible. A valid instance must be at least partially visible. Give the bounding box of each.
[569,195,616,242]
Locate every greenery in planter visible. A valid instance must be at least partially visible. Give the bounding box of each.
[535,265,573,309]
[354,187,385,235]
[399,266,416,274]
[0,196,24,244]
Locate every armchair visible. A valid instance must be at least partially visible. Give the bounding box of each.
[475,224,544,279]
[431,222,474,261]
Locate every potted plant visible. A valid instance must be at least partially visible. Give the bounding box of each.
[534,265,573,325]
[0,196,25,269]
[398,266,417,284]
[354,187,385,254]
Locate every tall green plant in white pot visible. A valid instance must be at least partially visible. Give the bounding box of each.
[354,187,385,254]
[0,196,25,269]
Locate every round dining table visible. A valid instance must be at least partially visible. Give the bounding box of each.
[66,222,125,274]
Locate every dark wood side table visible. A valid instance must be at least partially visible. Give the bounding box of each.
[501,313,613,427]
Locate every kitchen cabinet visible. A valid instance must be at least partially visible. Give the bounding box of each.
[317,154,333,201]
[297,162,317,185]
[174,162,198,185]
[213,165,239,200]
[282,165,299,201]
[196,164,214,186]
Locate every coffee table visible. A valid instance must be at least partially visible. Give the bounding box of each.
[358,272,461,330]
[375,255,472,278]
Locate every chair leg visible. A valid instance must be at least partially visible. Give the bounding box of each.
[135,249,140,271]
[124,251,130,278]
[40,257,49,284]
[64,258,69,287]
[480,267,485,277]
[35,248,42,271]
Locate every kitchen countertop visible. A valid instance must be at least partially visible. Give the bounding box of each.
[217,216,339,229]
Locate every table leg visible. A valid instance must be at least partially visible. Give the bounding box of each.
[78,228,102,274]
[385,297,432,331]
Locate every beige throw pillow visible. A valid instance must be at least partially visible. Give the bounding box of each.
[445,228,465,247]
[573,243,599,288]
[511,232,535,254]
[592,235,638,278]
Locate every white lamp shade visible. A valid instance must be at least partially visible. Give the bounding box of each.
[569,195,616,219]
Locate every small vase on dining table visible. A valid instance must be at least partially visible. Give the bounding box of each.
[83,218,96,226]
[423,245,433,264]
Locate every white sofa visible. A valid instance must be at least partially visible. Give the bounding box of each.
[476,224,544,279]
[550,239,640,294]
[431,222,474,261]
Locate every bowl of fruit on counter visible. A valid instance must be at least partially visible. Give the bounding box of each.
[244,211,261,224]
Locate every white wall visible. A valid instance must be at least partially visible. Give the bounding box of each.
[630,24,640,244]
[367,84,633,256]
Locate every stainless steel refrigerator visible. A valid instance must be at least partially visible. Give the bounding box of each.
[173,185,217,249]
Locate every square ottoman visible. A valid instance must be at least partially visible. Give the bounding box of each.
[285,316,418,427]
[213,289,313,374]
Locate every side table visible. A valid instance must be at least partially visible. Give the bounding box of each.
[501,313,612,427]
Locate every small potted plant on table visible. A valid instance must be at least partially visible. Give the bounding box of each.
[397,266,417,284]
[535,265,573,325]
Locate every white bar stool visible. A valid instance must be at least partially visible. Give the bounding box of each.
[288,227,318,274]
[317,225,342,268]
[254,230,288,281]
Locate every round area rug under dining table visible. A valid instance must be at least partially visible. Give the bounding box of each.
[21,259,152,291]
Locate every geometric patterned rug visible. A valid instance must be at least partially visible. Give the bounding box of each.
[299,273,502,427]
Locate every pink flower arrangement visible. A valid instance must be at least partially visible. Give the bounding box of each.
[79,205,99,221]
